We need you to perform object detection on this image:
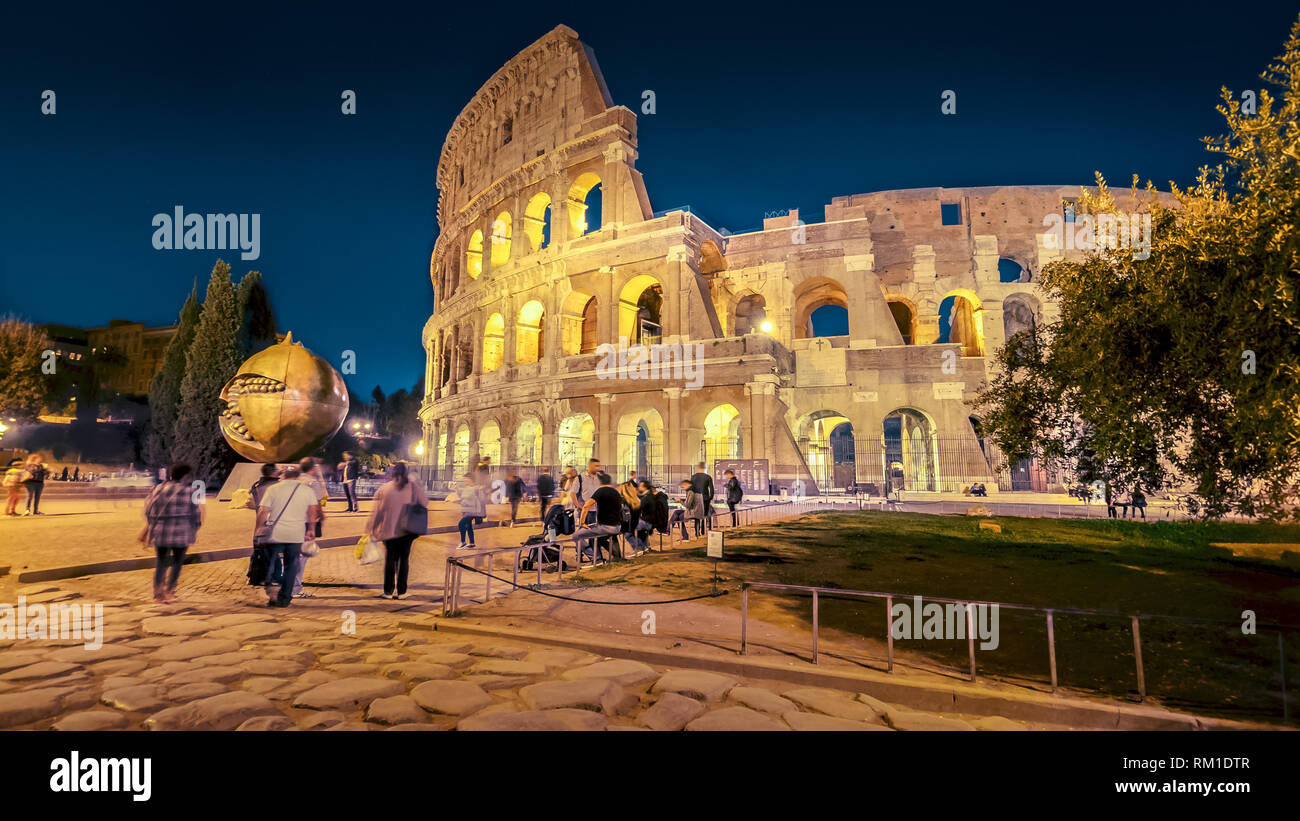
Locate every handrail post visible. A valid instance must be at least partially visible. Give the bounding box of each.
[1046,610,1058,693]
[811,589,819,664]
[885,594,894,673]
[966,603,977,682]
[1279,631,1289,724]
[484,554,491,601]
[1131,615,1145,701]
[740,585,749,655]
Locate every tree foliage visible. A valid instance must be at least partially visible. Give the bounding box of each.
[0,316,50,422]
[144,282,201,467]
[977,15,1300,520]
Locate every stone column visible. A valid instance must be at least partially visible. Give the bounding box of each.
[745,380,769,460]
[663,248,688,343]
[549,176,570,246]
[541,419,559,470]
[664,387,683,470]
[595,393,614,466]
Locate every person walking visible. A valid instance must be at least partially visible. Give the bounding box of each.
[141,463,204,603]
[337,451,361,512]
[246,464,281,585]
[574,472,622,563]
[365,462,429,599]
[505,470,525,527]
[4,459,27,516]
[690,462,715,531]
[535,468,555,523]
[1130,488,1147,520]
[22,454,47,515]
[1105,482,1117,519]
[455,473,487,549]
[723,469,743,527]
[255,465,320,608]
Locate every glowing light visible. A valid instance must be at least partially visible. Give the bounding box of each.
[414,440,425,456]
[760,320,773,333]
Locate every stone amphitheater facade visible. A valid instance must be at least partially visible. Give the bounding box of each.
[418,25,1102,494]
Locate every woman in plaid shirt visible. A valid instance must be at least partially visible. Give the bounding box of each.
[141,463,205,602]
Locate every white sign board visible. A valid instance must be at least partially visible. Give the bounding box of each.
[707,530,724,559]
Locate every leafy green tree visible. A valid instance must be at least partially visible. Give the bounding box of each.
[0,316,49,422]
[977,15,1300,520]
[173,261,243,485]
[144,282,201,468]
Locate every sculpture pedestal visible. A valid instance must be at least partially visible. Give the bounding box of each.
[217,461,289,501]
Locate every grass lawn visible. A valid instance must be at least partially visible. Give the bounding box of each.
[576,511,1300,721]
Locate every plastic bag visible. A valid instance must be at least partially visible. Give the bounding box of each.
[354,534,368,559]
[360,537,383,565]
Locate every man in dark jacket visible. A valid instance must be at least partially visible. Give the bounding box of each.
[505,470,525,526]
[337,452,361,512]
[535,468,555,522]
[636,480,669,544]
[689,462,715,530]
[723,469,743,526]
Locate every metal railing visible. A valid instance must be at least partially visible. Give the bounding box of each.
[739,581,1294,720]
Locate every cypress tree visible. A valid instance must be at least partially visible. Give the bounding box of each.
[173,260,243,486]
[143,281,201,468]
[236,270,278,357]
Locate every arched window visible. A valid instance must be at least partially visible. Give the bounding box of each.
[793,278,850,339]
[887,299,915,345]
[938,292,985,357]
[700,403,742,464]
[580,296,599,354]
[482,313,505,373]
[516,300,545,364]
[618,275,663,344]
[524,193,552,252]
[568,173,602,237]
[466,230,483,279]
[998,257,1028,283]
[734,294,767,335]
[490,212,512,268]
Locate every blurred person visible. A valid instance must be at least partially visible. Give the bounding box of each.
[574,472,621,563]
[337,451,361,512]
[20,455,46,515]
[690,462,715,530]
[5,459,28,516]
[636,480,668,547]
[505,470,525,526]
[255,465,319,608]
[247,464,281,586]
[535,467,555,522]
[141,462,204,603]
[723,469,743,527]
[681,478,706,537]
[456,472,487,549]
[617,478,641,554]
[365,462,429,599]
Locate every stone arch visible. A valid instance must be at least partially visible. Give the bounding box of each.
[938,288,985,357]
[490,211,512,267]
[998,256,1030,283]
[567,171,602,237]
[886,296,917,345]
[466,229,483,280]
[523,192,552,252]
[516,299,546,364]
[1002,292,1042,338]
[482,312,505,373]
[515,414,544,465]
[734,292,768,336]
[697,402,742,465]
[882,407,939,492]
[452,422,471,475]
[558,412,596,467]
[616,405,665,482]
[477,419,502,467]
[793,277,850,339]
[798,410,856,493]
[618,273,664,343]
[561,290,598,355]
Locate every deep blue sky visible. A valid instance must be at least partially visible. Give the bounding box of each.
[2,1,1296,394]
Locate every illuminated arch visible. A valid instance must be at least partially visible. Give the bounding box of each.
[516,299,545,364]
[886,297,916,345]
[558,413,595,466]
[734,293,768,336]
[798,410,855,492]
[699,403,742,464]
[560,290,598,355]
[523,193,552,252]
[567,172,602,237]
[618,274,664,343]
[616,407,665,481]
[882,407,938,492]
[478,420,501,467]
[515,415,543,465]
[490,211,512,268]
[466,229,483,279]
[938,289,985,357]
[453,423,471,474]
[482,313,505,373]
[793,277,849,339]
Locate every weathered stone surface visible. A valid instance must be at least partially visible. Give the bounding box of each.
[206,622,290,643]
[101,685,166,713]
[415,651,473,669]
[413,641,472,655]
[298,711,347,730]
[241,677,290,697]
[361,650,408,664]
[210,613,270,628]
[520,679,625,714]
[886,711,975,731]
[524,649,602,668]
[463,674,535,691]
[638,692,706,731]
[651,670,737,702]
[562,659,658,687]
[151,638,240,661]
[685,707,789,731]
[164,666,245,686]
[241,659,306,677]
[0,688,82,728]
[381,662,456,683]
[327,663,380,677]
[48,644,141,664]
[366,695,428,725]
[54,710,130,731]
[458,708,607,731]
[102,675,146,691]
[0,651,48,674]
[168,682,229,701]
[409,680,492,716]
[783,711,890,731]
[141,616,213,636]
[128,635,188,649]
[856,692,894,715]
[467,644,529,660]
[784,688,882,721]
[262,647,316,666]
[386,722,450,731]
[729,686,797,715]
[293,677,404,711]
[91,659,149,677]
[144,692,281,731]
[1,661,82,681]
[469,659,548,677]
[237,715,296,731]
[970,716,1027,731]
[319,651,362,664]
[324,720,376,731]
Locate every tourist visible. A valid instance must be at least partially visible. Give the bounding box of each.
[1130,488,1147,520]
[456,472,487,549]
[247,464,281,586]
[681,478,706,537]
[1105,482,1117,519]
[475,455,491,483]
[668,481,691,539]
[560,467,579,510]
[338,451,361,512]
[365,462,429,599]
[59,466,69,482]
[21,454,47,515]
[576,458,601,513]
[617,478,641,553]
[636,480,669,547]
[723,469,743,527]
[535,467,555,522]
[4,459,28,516]
[255,465,320,608]
[690,462,715,530]
[141,462,205,603]
[505,470,525,527]
[574,472,622,563]
[299,458,328,538]
[72,467,79,482]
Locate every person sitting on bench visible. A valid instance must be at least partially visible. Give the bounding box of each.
[574,472,622,563]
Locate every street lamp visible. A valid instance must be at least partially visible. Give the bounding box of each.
[760,320,773,334]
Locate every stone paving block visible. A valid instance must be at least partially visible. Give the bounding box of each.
[261,647,317,666]
[380,662,456,683]
[163,665,245,686]
[141,616,213,636]
[1,661,83,682]
[236,715,296,731]
[297,711,348,730]
[144,692,281,731]
[0,651,49,674]
[319,650,362,664]
[102,675,146,691]
[462,674,535,691]
[168,682,229,701]
[128,635,188,649]
[88,659,149,678]
[856,692,894,715]
[366,695,429,725]
[360,650,408,664]
[651,670,737,702]
[783,711,891,731]
[327,663,381,677]
[151,638,241,662]
[469,659,548,677]
[457,708,607,731]
[784,688,883,722]
[414,651,474,669]
[638,692,706,731]
[467,644,530,660]
[524,649,602,668]
[561,659,658,687]
[53,710,131,731]
[205,622,290,643]
[685,706,789,731]
[886,711,975,731]
[410,680,492,716]
[209,613,270,628]
[241,658,307,677]
[728,686,798,715]
[386,722,451,731]
[241,677,290,697]
[48,644,142,664]
[0,687,82,728]
[324,720,376,731]
[520,679,626,714]
[970,716,1026,731]
[101,685,167,713]
[293,677,404,711]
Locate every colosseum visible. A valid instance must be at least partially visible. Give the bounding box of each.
[418,24,1086,496]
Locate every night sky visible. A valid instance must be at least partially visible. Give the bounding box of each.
[1,1,1295,395]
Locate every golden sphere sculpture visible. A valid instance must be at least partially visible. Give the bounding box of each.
[219,333,349,462]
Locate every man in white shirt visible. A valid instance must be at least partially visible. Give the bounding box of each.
[255,465,320,608]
